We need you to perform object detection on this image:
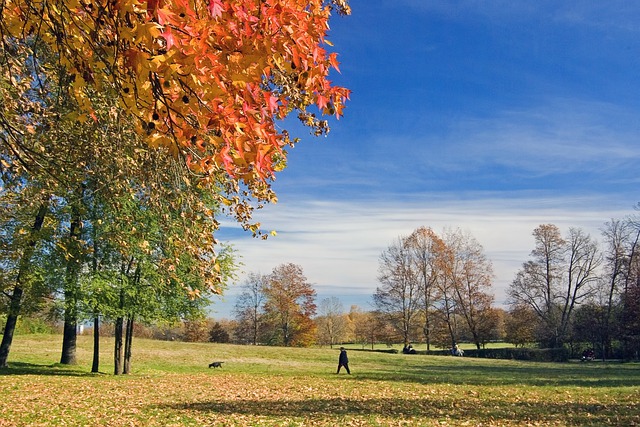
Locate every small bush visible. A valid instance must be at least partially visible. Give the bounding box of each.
[15,317,56,335]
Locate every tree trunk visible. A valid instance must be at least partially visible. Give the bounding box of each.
[60,203,82,365]
[123,315,134,374]
[60,319,78,365]
[91,315,100,373]
[90,212,101,373]
[0,201,49,368]
[473,331,481,350]
[0,288,23,368]
[114,256,129,375]
[114,316,123,375]
[423,320,431,351]
[252,309,259,346]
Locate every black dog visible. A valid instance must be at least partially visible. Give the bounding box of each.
[208,361,224,368]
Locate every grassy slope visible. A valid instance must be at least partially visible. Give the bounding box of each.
[0,335,638,426]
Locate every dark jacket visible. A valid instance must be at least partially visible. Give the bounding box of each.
[339,349,349,364]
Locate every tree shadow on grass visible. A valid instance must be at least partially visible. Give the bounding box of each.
[157,395,639,426]
[0,362,100,377]
[359,362,640,388]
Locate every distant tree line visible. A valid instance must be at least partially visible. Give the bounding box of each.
[507,215,640,359]
[6,208,640,362]
[1,0,351,374]
[226,209,640,360]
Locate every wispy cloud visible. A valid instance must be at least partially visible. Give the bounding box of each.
[216,192,634,316]
[210,2,640,319]
[280,98,640,199]
[426,99,640,176]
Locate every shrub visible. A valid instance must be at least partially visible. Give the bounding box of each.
[425,347,570,362]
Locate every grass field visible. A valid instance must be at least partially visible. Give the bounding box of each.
[0,335,639,426]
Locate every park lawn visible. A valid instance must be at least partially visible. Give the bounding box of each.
[0,335,638,426]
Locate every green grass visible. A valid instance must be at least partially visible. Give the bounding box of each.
[1,335,639,426]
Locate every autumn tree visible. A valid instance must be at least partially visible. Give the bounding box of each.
[444,228,495,350]
[508,224,601,348]
[262,263,317,347]
[1,0,351,237]
[1,23,241,369]
[347,306,379,350]
[183,318,210,342]
[405,227,446,351]
[374,227,496,349]
[432,239,460,349]
[504,304,539,347]
[1,0,351,368]
[374,236,422,346]
[0,38,77,367]
[474,307,506,346]
[315,296,347,348]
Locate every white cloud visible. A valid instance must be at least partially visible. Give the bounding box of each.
[214,192,635,317]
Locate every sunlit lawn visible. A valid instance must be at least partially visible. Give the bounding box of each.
[1,334,638,426]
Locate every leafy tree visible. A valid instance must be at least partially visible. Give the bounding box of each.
[262,263,317,347]
[2,0,351,367]
[208,321,230,343]
[1,0,351,236]
[0,195,50,367]
[570,302,608,356]
[60,190,85,365]
[475,307,506,346]
[504,305,539,348]
[0,37,82,367]
[347,306,379,350]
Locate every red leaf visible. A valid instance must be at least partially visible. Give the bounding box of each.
[208,0,225,18]
[160,28,176,50]
[264,92,279,114]
[316,94,329,110]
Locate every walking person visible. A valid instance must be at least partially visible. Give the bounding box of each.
[337,347,350,374]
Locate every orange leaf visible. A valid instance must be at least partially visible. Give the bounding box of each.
[329,52,341,73]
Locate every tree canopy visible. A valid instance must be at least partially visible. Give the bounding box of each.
[1,0,351,226]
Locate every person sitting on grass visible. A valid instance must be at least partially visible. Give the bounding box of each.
[403,344,417,354]
[452,344,464,357]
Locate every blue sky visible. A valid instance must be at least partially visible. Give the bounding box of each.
[212,1,640,318]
